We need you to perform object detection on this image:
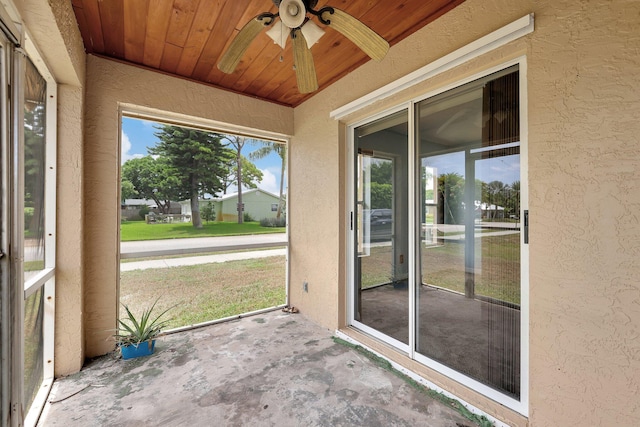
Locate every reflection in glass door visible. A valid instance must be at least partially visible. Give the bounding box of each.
[353,110,409,346]
[417,68,521,399]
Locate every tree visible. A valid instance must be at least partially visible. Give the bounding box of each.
[200,201,216,223]
[370,160,392,185]
[369,160,393,209]
[222,135,249,224]
[370,182,392,209]
[437,173,465,224]
[486,180,506,219]
[505,180,520,219]
[150,125,233,228]
[249,142,287,220]
[120,179,138,203]
[222,155,263,194]
[24,105,46,239]
[121,156,178,214]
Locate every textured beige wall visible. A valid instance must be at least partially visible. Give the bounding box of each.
[526,2,640,426]
[83,56,293,357]
[54,85,85,376]
[14,0,87,375]
[290,0,640,425]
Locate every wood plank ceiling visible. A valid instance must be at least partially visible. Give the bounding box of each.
[72,0,465,107]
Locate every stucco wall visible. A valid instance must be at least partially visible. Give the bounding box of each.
[290,0,640,425]
[83,56,293,357]
[54,85,85,376]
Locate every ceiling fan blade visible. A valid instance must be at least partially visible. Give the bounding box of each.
[292,28,318,93]
[321,8,389,61]
[218,14,275,74]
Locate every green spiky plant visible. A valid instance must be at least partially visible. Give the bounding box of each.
[114,299,173,348]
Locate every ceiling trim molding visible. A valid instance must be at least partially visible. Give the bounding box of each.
[330,13,534,120]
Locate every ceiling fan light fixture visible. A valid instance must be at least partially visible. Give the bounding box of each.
[279,0,306,29]
[300,19,325,47]
[218,1,390,94]
[266,21,288,49]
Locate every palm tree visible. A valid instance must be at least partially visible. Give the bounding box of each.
[249,142,286,220]
[222,135,247,224]
[486,180,506,219]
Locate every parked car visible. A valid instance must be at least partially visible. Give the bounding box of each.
[369,209,392,242]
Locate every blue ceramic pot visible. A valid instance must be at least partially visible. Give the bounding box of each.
[120,339,156,360]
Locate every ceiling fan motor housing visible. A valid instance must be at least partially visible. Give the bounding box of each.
[272,0,318,9]
[279,0,307,29]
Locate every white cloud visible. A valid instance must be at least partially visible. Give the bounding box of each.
[121,130,143,164]
[258,168,279,195]
[121,131,131,164]
[141,119,157,130]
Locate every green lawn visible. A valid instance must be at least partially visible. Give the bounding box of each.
[120,256,286,328]
[120,220,285,241]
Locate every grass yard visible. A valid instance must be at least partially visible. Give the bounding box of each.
[422,233,521,304]
[360,246,395,289]
[119,255,286,329]
[120,220,285,241]
[359,232,521,305]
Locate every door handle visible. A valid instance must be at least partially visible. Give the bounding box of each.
[524,210,529,244]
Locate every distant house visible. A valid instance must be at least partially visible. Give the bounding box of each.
[180,188,282,222]
[121,199,181,220]
[474,201,505,219]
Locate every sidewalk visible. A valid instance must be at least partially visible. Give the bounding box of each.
[120,248,287,272]
[120,233,287,259]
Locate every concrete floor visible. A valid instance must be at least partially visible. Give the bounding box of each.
[39,310,479,427]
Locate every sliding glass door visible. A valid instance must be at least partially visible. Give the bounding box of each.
[350,65,525,409]
[352,109,409,348]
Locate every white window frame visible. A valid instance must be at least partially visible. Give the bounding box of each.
[20,30,57,427]
[341,14,532,417]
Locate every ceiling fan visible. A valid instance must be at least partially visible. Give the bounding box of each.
[217,0,390,94]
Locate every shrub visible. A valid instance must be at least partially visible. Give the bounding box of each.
[259,217,286,227]
[24,207,34,228]
[138,205,150,220]
[201,201,216,223]
[243,212,255,222]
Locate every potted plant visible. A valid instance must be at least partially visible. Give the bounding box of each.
[114,299,172,360]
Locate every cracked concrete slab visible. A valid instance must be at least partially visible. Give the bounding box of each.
[39,310,480,427]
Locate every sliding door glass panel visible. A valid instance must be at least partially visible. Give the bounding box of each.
[23,57,46,282]
[416,67,521,399]
[354,110,409,345]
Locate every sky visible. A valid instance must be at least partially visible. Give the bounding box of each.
[121,117,286,196]
[422,151,520,186]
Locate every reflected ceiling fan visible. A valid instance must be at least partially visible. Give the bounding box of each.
[217,0,389,94]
